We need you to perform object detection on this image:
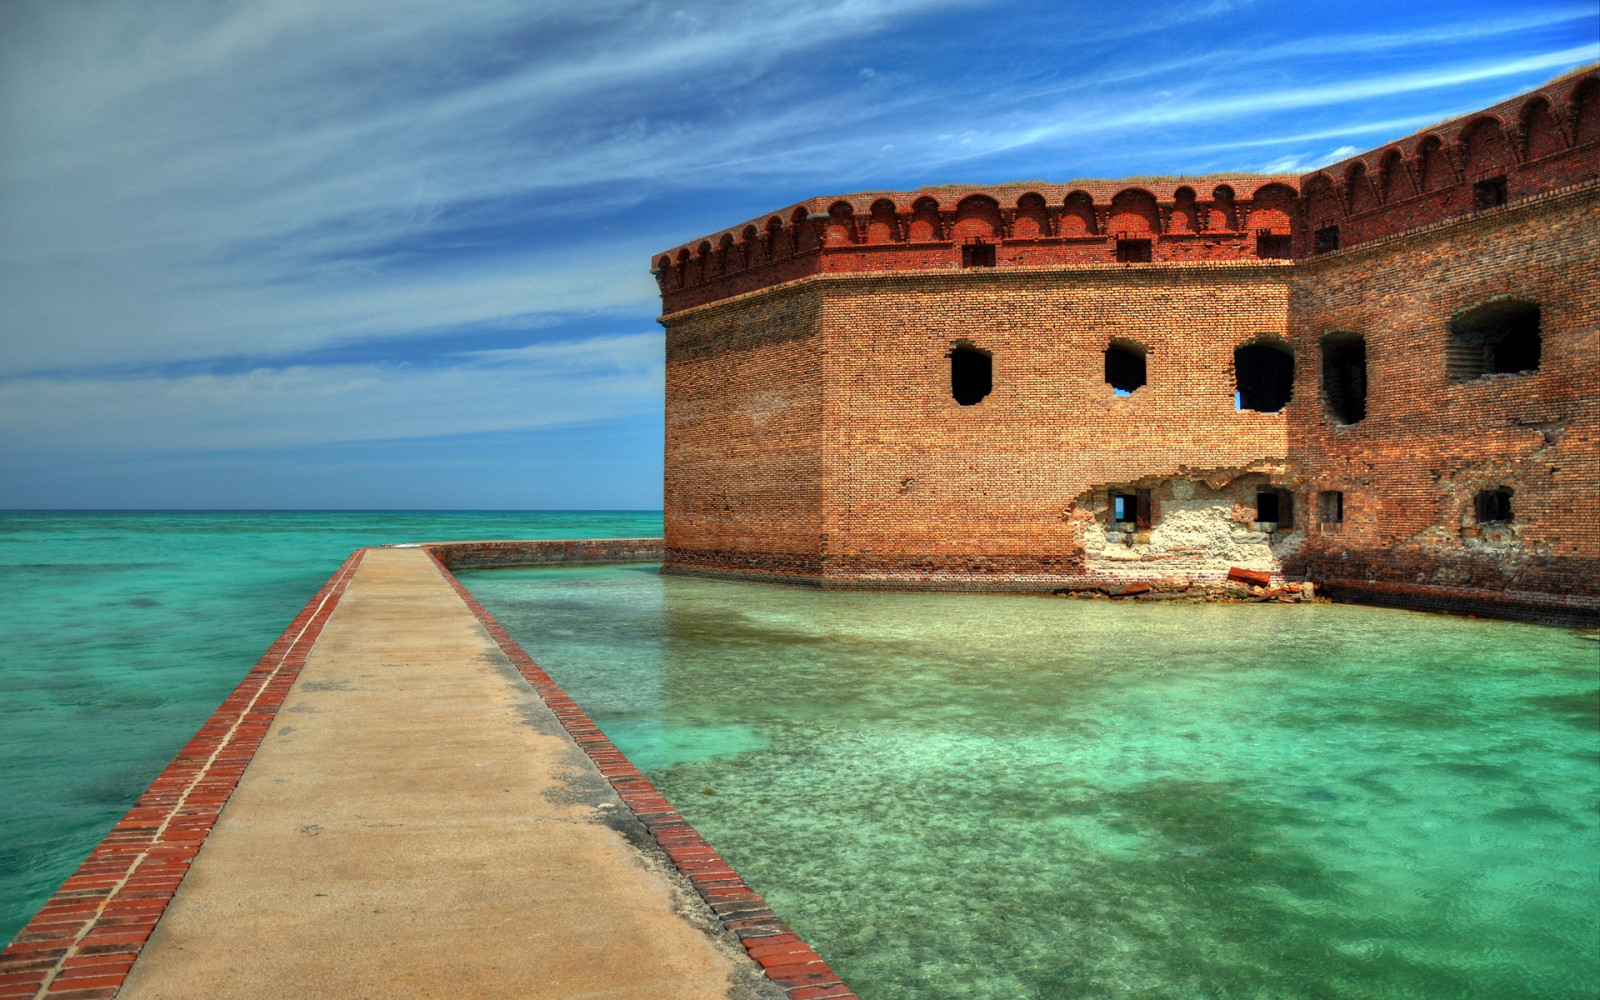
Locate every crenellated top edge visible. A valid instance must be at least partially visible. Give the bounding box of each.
[1305,63,1600,198]
[655,176,1299,266]
[652,63,1600,312]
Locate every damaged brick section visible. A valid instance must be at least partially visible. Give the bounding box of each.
[1076,466,1303,585]
[657,67,1600,625]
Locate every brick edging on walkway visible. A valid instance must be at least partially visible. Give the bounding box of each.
[0,550,366,1000]
[426,551,859,1000]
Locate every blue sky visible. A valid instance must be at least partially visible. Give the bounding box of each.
[1,1,1595,509]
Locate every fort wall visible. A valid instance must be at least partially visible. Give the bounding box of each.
[664,285,827,576]
[817,265,1293,584]
[1285,183,1600,623]
[655,66,1600,622]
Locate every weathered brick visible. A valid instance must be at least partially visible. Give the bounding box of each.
[655,67,1600,624]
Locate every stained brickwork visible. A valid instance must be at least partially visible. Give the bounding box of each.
[1284,183,1600,625]
[665,285,827,576]
[657,67,1600,622]
[819,265,1293,584]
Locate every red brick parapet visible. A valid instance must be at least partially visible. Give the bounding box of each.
[0,550,365,1000]
[655,175,1300,312]
[654,65,1600,314]
[1301,65,1600,256]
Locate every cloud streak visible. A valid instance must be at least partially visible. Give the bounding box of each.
[0,0,1594,505]
[0,333,662,463]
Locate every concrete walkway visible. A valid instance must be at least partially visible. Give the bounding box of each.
[117,547,776,1000]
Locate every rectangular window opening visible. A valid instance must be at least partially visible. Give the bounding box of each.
[961,242,995,268]
[1135,489,1152,530]
[1320,335,1367,424]
[1256,489,1292,527]
[1474,488,1513,523]
[1116,239,1152,263]
[1314,226,1340,254]
[1112,489,1153,529]
[1473,176,1508,210]
[1448,300,1541,382]
[1318,490,1344,525]
[1256,232,1292,259]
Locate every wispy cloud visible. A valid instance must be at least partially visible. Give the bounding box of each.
[0,0,1594,505]
[887,44,1599,171]
[0,333,662,462]
[0,0,980,372]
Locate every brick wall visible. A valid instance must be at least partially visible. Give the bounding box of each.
[818,264,1293,583]
[1284,183,1600,622]
[664,284,828,578]
[655,66,1600,621]
[426,538,665,569]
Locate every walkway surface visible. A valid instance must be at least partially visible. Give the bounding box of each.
[114,547,776,1000]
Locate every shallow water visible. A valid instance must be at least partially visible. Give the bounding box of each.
[462,564,1600,1000]
[0,511,661,945]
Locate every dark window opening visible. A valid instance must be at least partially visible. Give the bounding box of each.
[949,345,992,405]
[1320,333,1367,424]
[1256,233,1292,259]
[1314,225,1340,254]
[1116,239,1152,263]
[1447,300,1541,381]
[962,241,995,267]
[1475,487,1513,523]
[1105,343,1147,395]
[1318,490,1344,524]
[1112,489,1152,529]
[1473,176,1508,210]
[1256,489,1293,528]
[1235,342,1295,413]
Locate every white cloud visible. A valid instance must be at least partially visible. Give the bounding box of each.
[0,0,977,375]
[0,333,663,461]
[0,0,1593,492]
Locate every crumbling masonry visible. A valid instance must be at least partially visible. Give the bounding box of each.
[653,68,1600,626]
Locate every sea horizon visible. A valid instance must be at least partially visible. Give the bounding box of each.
[0,509,664,943]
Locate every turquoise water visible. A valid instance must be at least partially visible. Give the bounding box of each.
[462,564,1600,1000]
[0,511,660,945]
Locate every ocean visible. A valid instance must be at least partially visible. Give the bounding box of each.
[464,563,1600,1000]
[0,510,661,944]
[6,511,1596,1000]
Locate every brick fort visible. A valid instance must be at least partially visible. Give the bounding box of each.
[651,67,1600,626]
